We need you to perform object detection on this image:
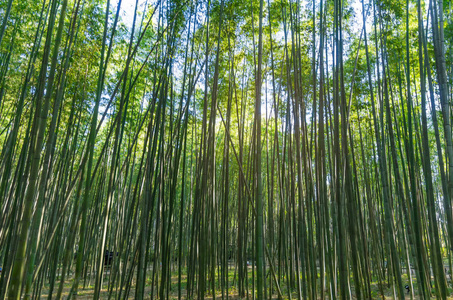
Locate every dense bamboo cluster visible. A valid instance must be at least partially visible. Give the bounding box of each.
[0,0,452,298]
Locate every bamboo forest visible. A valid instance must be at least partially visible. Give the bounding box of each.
[0,0,453,298]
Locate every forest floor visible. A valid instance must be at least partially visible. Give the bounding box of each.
[39,266,453,299]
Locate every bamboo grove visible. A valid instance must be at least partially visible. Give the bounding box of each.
[0,0,452,298]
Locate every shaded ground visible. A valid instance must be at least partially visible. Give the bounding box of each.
[39,266,453,299]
